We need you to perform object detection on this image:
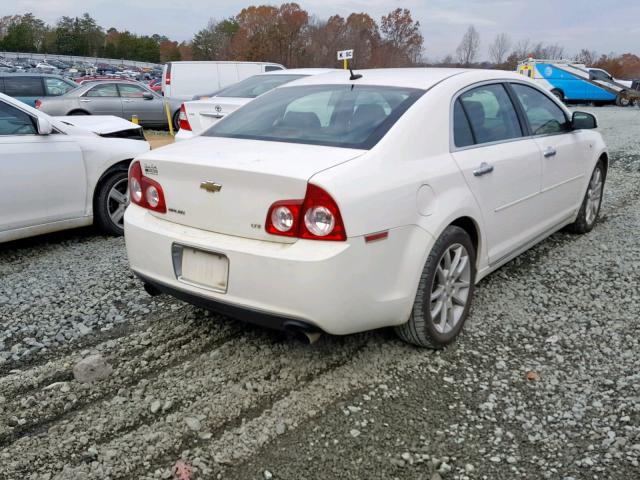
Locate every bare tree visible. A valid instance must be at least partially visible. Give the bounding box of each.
[575,48,597,66]
[488,33,511,65]
[512,38,532,60]
[456,25,480,66]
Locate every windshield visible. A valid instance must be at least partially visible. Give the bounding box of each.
[204,84,424,149]
[214,74,307,99]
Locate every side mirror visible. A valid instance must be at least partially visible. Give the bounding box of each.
[571,111,597,130]
[36,116,53,135]
[142,92,154,100]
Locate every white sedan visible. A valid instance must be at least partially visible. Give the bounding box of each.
[0,92,150,243]
[125,68,607,347]
[175,69,335,141]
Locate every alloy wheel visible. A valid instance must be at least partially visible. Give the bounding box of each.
[585,167,603,226]
[429,243,472,334]
[108,178,129,228]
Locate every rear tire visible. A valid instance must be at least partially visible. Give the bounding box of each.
[68,110,90,115]
[395,226,476,348]
[551,89,564,103]
[615,93,631,107]
[566,161,605,234]
[94,169,129,236]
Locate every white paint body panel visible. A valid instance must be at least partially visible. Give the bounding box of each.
[125,68,608,335]
[0,92,150,243]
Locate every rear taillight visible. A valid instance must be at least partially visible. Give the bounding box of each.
[35,99,42,109]
[265,184,346,241]
[165,64,171,85]
[129,161,166,213]
[178,104,191,131]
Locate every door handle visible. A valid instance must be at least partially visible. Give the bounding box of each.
[80,99,91,103]
[543,147,557,158]
[122,99,134,103]
[473,162,494,177]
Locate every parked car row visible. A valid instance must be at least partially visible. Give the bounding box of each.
[0,55,163,81]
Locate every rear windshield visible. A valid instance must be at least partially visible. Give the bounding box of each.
[204,84,424,149]
[215,74,306,99]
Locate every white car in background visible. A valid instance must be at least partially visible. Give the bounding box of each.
[176,69,335,141]
[125,69,607,347]
[0,92,150,243]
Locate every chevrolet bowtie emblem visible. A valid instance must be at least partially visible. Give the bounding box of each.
[200,181,222,193]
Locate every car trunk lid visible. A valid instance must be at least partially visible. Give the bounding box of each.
[184,97,248,134]
[138,137,364,242]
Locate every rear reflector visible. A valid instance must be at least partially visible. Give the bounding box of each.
[364,231,388,243]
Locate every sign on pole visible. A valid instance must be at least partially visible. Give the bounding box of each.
[337,49,354,69]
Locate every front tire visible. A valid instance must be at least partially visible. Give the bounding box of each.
[566,161,605,234]
[94,169,129,236]
[395,226,476,348]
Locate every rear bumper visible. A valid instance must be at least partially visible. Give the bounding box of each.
[124,205,433,335]
[136,271,319,333]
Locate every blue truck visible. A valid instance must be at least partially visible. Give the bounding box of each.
[517,59,640,106]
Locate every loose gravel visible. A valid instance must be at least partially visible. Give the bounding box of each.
[0,106,638,480]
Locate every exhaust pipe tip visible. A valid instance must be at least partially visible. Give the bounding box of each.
[283,321,323,345]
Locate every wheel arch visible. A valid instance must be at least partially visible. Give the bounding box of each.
[92,159,132,205]
[449,216,481,257]
[67,109,91,115]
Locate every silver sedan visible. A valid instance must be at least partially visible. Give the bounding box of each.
[36,80,182,129]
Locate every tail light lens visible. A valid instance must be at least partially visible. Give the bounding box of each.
[178,104,191,131]
[129,161,166,213]
[35,99,42,109]
[265,184,346,241]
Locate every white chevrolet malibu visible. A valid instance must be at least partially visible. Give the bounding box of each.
[125,68,607,347]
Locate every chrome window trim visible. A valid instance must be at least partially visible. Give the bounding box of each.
[449,78,573,153]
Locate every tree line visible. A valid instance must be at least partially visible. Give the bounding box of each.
[1,9,638,78]
[448,26,640,79]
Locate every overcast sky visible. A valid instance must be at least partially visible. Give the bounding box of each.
[4,0,640,60]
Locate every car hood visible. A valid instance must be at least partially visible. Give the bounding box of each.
[53,115,142,135]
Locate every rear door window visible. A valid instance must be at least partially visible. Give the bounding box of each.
[4,77,45,97]
[458,84,523,145]
[453,99,475,148]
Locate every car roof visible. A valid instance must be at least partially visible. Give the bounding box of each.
[257,68,338,76]
[281,68,525,90]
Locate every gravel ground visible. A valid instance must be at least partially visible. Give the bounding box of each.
[0,106,639,480]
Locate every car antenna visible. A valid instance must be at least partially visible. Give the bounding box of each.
[349,67,362,81]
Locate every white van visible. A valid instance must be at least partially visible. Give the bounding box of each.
[162,61,285,100]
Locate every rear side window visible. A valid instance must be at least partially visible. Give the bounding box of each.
[215,74,305,98]
[453,99,474,148]
[0,101,36,135]
[4,77,45,97]
[510,84,570,135]
[459,84,522,145]
[44,77,76,96]
[85,84,119,97]
[265,65,284,72]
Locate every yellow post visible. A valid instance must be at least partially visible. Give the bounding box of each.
[343,58,347,70]
[165,101,174,136]
[131,114,139,125]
